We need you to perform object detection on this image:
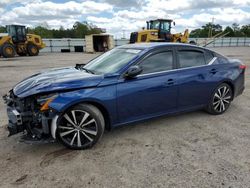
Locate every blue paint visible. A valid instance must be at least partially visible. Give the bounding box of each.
[13,43,245,129]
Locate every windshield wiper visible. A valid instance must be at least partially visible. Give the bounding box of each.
[75,64,95,74]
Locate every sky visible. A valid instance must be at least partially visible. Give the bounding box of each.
[0,0,250,38]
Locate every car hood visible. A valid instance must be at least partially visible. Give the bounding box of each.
[13,67,103,98]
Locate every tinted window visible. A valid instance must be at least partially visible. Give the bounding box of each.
[161,22,170,32]
[218,57,229,64]
[212,52,229,64]
[205,51,214,64]
[140,51,173,74]
[178,50,205,68]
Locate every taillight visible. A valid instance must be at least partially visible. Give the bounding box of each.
[239,64,247,69]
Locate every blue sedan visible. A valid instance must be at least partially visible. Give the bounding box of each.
[3,43,245,149]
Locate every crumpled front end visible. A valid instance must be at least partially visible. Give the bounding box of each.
[3,90,58,142]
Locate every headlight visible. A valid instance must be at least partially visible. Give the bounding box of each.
[37,94,58,111]
[150,32,158,36]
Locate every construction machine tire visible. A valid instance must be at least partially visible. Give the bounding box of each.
[27,44,39,56]
[189,41,196,45]
[176,38,182,43]
[1,43,15,58]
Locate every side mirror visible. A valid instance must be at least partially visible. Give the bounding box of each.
[173,22,176,26]
[124,65,143,78]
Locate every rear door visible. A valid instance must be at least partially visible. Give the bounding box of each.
[116,48,179,124]
[175,47,215,108]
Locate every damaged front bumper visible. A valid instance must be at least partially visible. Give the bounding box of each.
[3,92,59,142]
[6,106,24,136]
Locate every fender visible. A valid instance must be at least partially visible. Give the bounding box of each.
[49,86,118,128]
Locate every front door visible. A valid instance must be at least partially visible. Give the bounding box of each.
[116,49,179,124]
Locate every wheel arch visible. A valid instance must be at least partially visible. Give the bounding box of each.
[84,101,111,131]
[222,80,235,99]
[55,99,112,131]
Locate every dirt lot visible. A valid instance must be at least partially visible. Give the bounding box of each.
[0,47,250,188]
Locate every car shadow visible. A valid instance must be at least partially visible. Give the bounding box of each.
[0,109,215,170]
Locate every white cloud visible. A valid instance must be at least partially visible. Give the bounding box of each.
[0,8,4,14]
[11,1,112,17]
[232,0,250,6]
[143,0,190,12]
[0,0,42,6]
[0,1,113,28]
[87,16,111,23]
[0,0,249,38]
[101,0,143,8]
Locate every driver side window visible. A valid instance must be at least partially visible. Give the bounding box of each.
[161,22,170,32]
[139,51,173,74]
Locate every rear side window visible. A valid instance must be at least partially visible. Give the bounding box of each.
[178,50,205,68]
[140,51,173,74]
[213,52,229,64]
[218,57,229,64]
[205,51,214,64]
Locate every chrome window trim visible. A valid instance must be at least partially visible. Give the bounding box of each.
[137,57,217,78]
[208,57,217,65]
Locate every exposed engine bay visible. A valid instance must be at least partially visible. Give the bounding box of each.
[3,90,57,143]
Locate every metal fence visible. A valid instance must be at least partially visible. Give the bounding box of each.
[190,37,250,47]
[42,38,85,53]
[41,37,250,53]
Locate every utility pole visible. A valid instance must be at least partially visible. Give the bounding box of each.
[122,29,126,39]
[208,17,215,38]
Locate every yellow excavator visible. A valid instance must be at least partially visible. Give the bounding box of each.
[0,25,45,58]
[130,19,193,44]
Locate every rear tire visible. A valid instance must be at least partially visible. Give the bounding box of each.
[189,40,196,45]
[1,43,15,58]
[56,104,105,150]
[27,44,39,56]
[206,83,233,115]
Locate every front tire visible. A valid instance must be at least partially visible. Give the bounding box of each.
[1,43,15,58]
[206,83,233,115]
[27,44,39,56]
[56,104,105,150]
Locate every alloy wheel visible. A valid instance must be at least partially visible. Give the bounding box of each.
[213,85,232,113]
[57,110,98,148]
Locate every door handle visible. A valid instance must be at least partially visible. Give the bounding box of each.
[165,79,174,86]
[209,68,217,74]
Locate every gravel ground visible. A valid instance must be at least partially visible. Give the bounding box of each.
[0,47,249,188]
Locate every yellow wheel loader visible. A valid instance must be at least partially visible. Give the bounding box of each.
[130,19,193,44]
[0,25,45,58]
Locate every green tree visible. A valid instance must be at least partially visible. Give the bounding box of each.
[73,22,90,38]
[24,21,103,38]
[190,23,223,38]
[29,26,53,38]
[0,26,7,33]
[189,28,202,38]
[224,26,235,37]
[231,23,244,37]
[232,23,240,32]
[189,23,250,38]
[241,24,250,37]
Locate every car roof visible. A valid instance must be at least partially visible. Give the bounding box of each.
[118,42,209,51]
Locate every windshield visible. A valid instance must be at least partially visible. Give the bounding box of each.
[150,21,160,30]
[84,48,141,74]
